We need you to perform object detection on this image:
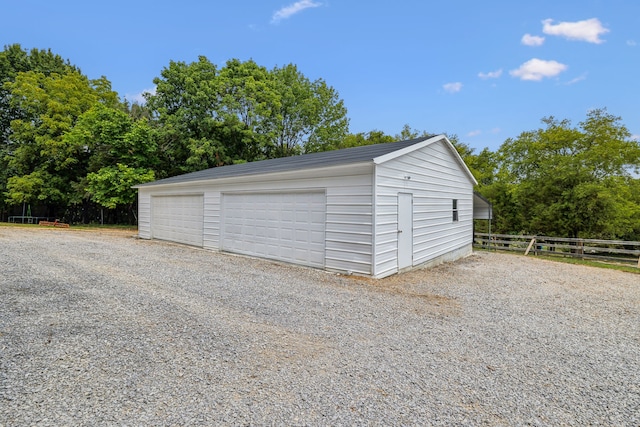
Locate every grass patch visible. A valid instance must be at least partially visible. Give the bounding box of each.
[71,224,137,231]
[534,254,640,274]
[1,222,37,228]
[475,247,640,274]
[2,222,137,231]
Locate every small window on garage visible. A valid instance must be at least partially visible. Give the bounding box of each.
[452,199,459,222]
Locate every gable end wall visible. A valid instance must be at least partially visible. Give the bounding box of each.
[374,139,474,277]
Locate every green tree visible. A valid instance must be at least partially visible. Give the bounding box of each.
[626,178,640,241]
[146,56,350,168]
[145,56,229,175]
[4,69,118,216]
[61,103,158,222]
[339,130,395,149]
[126,101,152,121]
[495,109,640,238]
[0,44,78,218]
[0,44,77,143]
[64,103,158,172]
[218,58,279,161]
[395,124,431,141]
[300,77,350,153]
[464,147,497,187]
[86,164,155,222]
[258,63,348,155]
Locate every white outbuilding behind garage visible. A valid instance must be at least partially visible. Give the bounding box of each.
[135,134,478,278]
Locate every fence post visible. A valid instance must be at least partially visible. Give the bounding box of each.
[524,237,536,256]
[578,239,584,257]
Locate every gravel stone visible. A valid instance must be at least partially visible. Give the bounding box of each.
[1,226,639,426]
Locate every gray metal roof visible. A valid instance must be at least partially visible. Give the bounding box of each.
[137,135,435,187]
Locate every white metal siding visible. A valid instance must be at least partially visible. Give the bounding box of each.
[151,195,204,247]
[137,191,151,239]
[374,140,474,277]
[221,192,326,267]
[473,193,492,220]
[203,191,221,249]
[137,165,374,275]
[325,184,373,274]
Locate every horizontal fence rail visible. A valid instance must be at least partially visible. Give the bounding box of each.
[8,216,55,224]
[474,233,640,268]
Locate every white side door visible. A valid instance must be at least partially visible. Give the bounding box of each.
[397,192,413,269]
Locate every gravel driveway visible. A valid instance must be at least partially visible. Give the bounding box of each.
[1,226,639,426]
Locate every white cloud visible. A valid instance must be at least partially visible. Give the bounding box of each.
[542,18,609,44]
[125,86,156,104]
[271,0,321,24]
[467,130,482,137]
[490,127,501,134]
[443,82,463,93]
[478,69,503,79]
[510,58,568,81]
[632,134,640,141]
[521,34,545,46]
[627,40,637,47]
[565,73,588,85]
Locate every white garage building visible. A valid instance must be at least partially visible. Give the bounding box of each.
[135,134,478,278]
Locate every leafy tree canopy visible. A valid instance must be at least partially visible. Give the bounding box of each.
[145,56,350,173]
[3,70,118,208]
[492,108,640,238]
[86,163,155,211]
[0,44,82,215]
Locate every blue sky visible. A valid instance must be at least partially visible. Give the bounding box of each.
[3,0,639,152]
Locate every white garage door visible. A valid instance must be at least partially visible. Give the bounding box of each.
[222,192,326,267]
[151,195,204,247]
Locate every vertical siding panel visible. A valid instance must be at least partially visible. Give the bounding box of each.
[137,190,151,239]
[325,178,373,275]
[371,167,377,278]
[203,191,220,249]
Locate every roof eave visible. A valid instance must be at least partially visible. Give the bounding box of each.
[134,160,375,190]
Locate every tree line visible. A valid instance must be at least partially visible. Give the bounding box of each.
[1,44,639,239]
